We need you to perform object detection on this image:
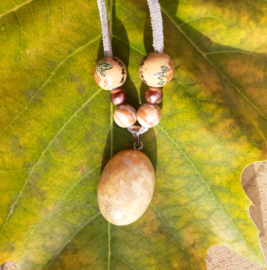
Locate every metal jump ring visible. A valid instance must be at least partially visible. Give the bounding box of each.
[134,141,143,151]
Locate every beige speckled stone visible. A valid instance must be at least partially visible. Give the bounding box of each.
[97,150,155,226]
[94,57,127,90]
[139,52,174,87]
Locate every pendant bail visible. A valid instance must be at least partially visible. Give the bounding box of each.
[127,125,149,150]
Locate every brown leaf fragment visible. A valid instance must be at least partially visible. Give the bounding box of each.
[206,245,265,270]
[207,161,267,269]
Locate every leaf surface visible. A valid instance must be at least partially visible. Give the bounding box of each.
[0,0,267,269]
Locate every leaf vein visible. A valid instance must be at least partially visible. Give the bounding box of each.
[45,212,101,269]
[161,7,267,138]
[0,35,101,138]
[157,123,259,259]
[0,88,102,240]
[0,0,35,19]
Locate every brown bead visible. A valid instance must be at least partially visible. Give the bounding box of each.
[114,104,137,128]
[94,57,127,90]
[145,87,163,104]
[139,53,174,87]
[110,88,127,106]
[137,103,161,127]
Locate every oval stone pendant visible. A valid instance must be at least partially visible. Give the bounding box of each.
[97,149,155,226]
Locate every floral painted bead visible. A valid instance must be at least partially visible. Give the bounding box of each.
[139,53,174,87]
[137,103,161,127]
[94,57,127,90]
[114,104,137,128]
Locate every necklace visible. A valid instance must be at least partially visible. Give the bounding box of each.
[94,0,174,226]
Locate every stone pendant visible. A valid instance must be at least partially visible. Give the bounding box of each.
[97,149,155,226]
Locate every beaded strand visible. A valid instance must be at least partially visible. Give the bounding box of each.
[94,0,174,226]
[94,0,174,130]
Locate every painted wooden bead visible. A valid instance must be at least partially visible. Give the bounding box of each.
[145,87,163,104]
[139,52,174,87]
[114,104,137,128]
[110,88,127,106]
[98,149,155,226]
[137,103,161,127]
[94,57,127,90]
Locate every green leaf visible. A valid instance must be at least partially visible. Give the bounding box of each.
[0,0,266,269]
